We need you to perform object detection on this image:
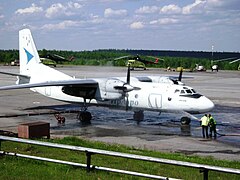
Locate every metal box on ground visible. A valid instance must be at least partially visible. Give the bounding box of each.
[18,121,50,139]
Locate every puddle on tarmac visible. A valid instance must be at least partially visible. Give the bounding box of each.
[18,103,240,147]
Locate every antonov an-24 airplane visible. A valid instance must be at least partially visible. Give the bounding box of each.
[0,29,214,124]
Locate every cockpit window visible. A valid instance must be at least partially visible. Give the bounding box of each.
[191,89,196,93]
[179,87,202,98]
[180,93,202,98]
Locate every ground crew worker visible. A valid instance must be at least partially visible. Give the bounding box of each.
[200,114,209,138]
[208,114,217,139]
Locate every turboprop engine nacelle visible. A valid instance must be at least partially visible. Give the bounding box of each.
[98,79,126,100]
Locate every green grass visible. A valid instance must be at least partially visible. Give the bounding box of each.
[0,136,239,179]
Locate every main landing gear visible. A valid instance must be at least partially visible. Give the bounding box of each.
[77,111,92,123]
[77,99,92,123]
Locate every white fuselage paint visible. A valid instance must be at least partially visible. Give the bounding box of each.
[15,29,214,115]
[30,63,214,114]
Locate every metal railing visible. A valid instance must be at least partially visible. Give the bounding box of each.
[0,135,239,180]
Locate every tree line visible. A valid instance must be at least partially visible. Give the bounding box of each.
[0,49,239,70]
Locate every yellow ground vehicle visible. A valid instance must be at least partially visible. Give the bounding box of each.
[126,60,146,70]
[40,58,57,67]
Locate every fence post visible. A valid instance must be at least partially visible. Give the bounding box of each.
[86,151,93,172]
[200,168,209,180]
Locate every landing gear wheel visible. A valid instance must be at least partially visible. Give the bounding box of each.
[77,111,92,123]
[180,116,191,125]
[133,111,144,121]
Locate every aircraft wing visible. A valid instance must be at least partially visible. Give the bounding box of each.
[0,79,98,91]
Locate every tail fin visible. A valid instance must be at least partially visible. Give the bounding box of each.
[19,29,41,76]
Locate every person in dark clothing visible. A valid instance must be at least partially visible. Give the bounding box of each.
[208,114,217,139]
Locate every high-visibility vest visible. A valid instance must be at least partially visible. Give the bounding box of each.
[209,117,216,127]
[201,116,208,126]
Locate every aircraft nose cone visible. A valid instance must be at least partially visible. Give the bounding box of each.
[200,96,215,112]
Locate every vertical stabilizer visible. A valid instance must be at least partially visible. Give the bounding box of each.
[19,29,41,76]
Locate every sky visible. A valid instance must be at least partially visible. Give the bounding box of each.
[0,0,240,52]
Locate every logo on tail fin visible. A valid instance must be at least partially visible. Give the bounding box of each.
[24,48,34,64]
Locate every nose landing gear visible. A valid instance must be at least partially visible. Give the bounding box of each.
[180,116,191,125]
[133,110,144,121]
[77,99,92,123]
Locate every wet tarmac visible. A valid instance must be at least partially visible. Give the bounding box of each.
[0,66,239,160]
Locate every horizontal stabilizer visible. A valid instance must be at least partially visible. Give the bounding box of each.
[0,71,30,78]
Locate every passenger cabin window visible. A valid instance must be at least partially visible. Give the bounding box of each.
[180,90,185,94]
[186,89,191,93]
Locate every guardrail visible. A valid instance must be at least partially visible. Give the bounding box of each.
[0,135,240,180]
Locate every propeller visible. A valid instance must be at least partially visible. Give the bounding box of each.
[125,64,131,111]
[146,56,164,62]
[178,68,183,81]
[114,55,163,64]
[113,55,130,61]
[126,62,130,84]
[114,64,140,110]
[229,58,240,64]
[212,57,237,63]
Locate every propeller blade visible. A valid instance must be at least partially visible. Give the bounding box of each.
[178,68,183,81]
[229,58,240,64]
[212,57,237,63]
[126,94,129,111]
[114,55,130,60]
[127,64,130,84]
[124,64,140,111]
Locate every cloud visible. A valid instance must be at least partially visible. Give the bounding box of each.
[89,14,104,24]
[206,0,240,10]
[67,2,82,9]
[104,8,127,18]
[15,3,43,15]
[150,18,178,25]
[135,6,159,14]
[130,21,144,29]
[41,20,80,30]
[0,14,4,19]
[182,0,206,14]
[160,4,181,14]
[45,2,82,18]
[45,3,65,18]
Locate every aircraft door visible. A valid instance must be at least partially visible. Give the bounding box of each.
[148,94,162,109]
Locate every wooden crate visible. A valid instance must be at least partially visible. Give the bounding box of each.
[18,121,50,139]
